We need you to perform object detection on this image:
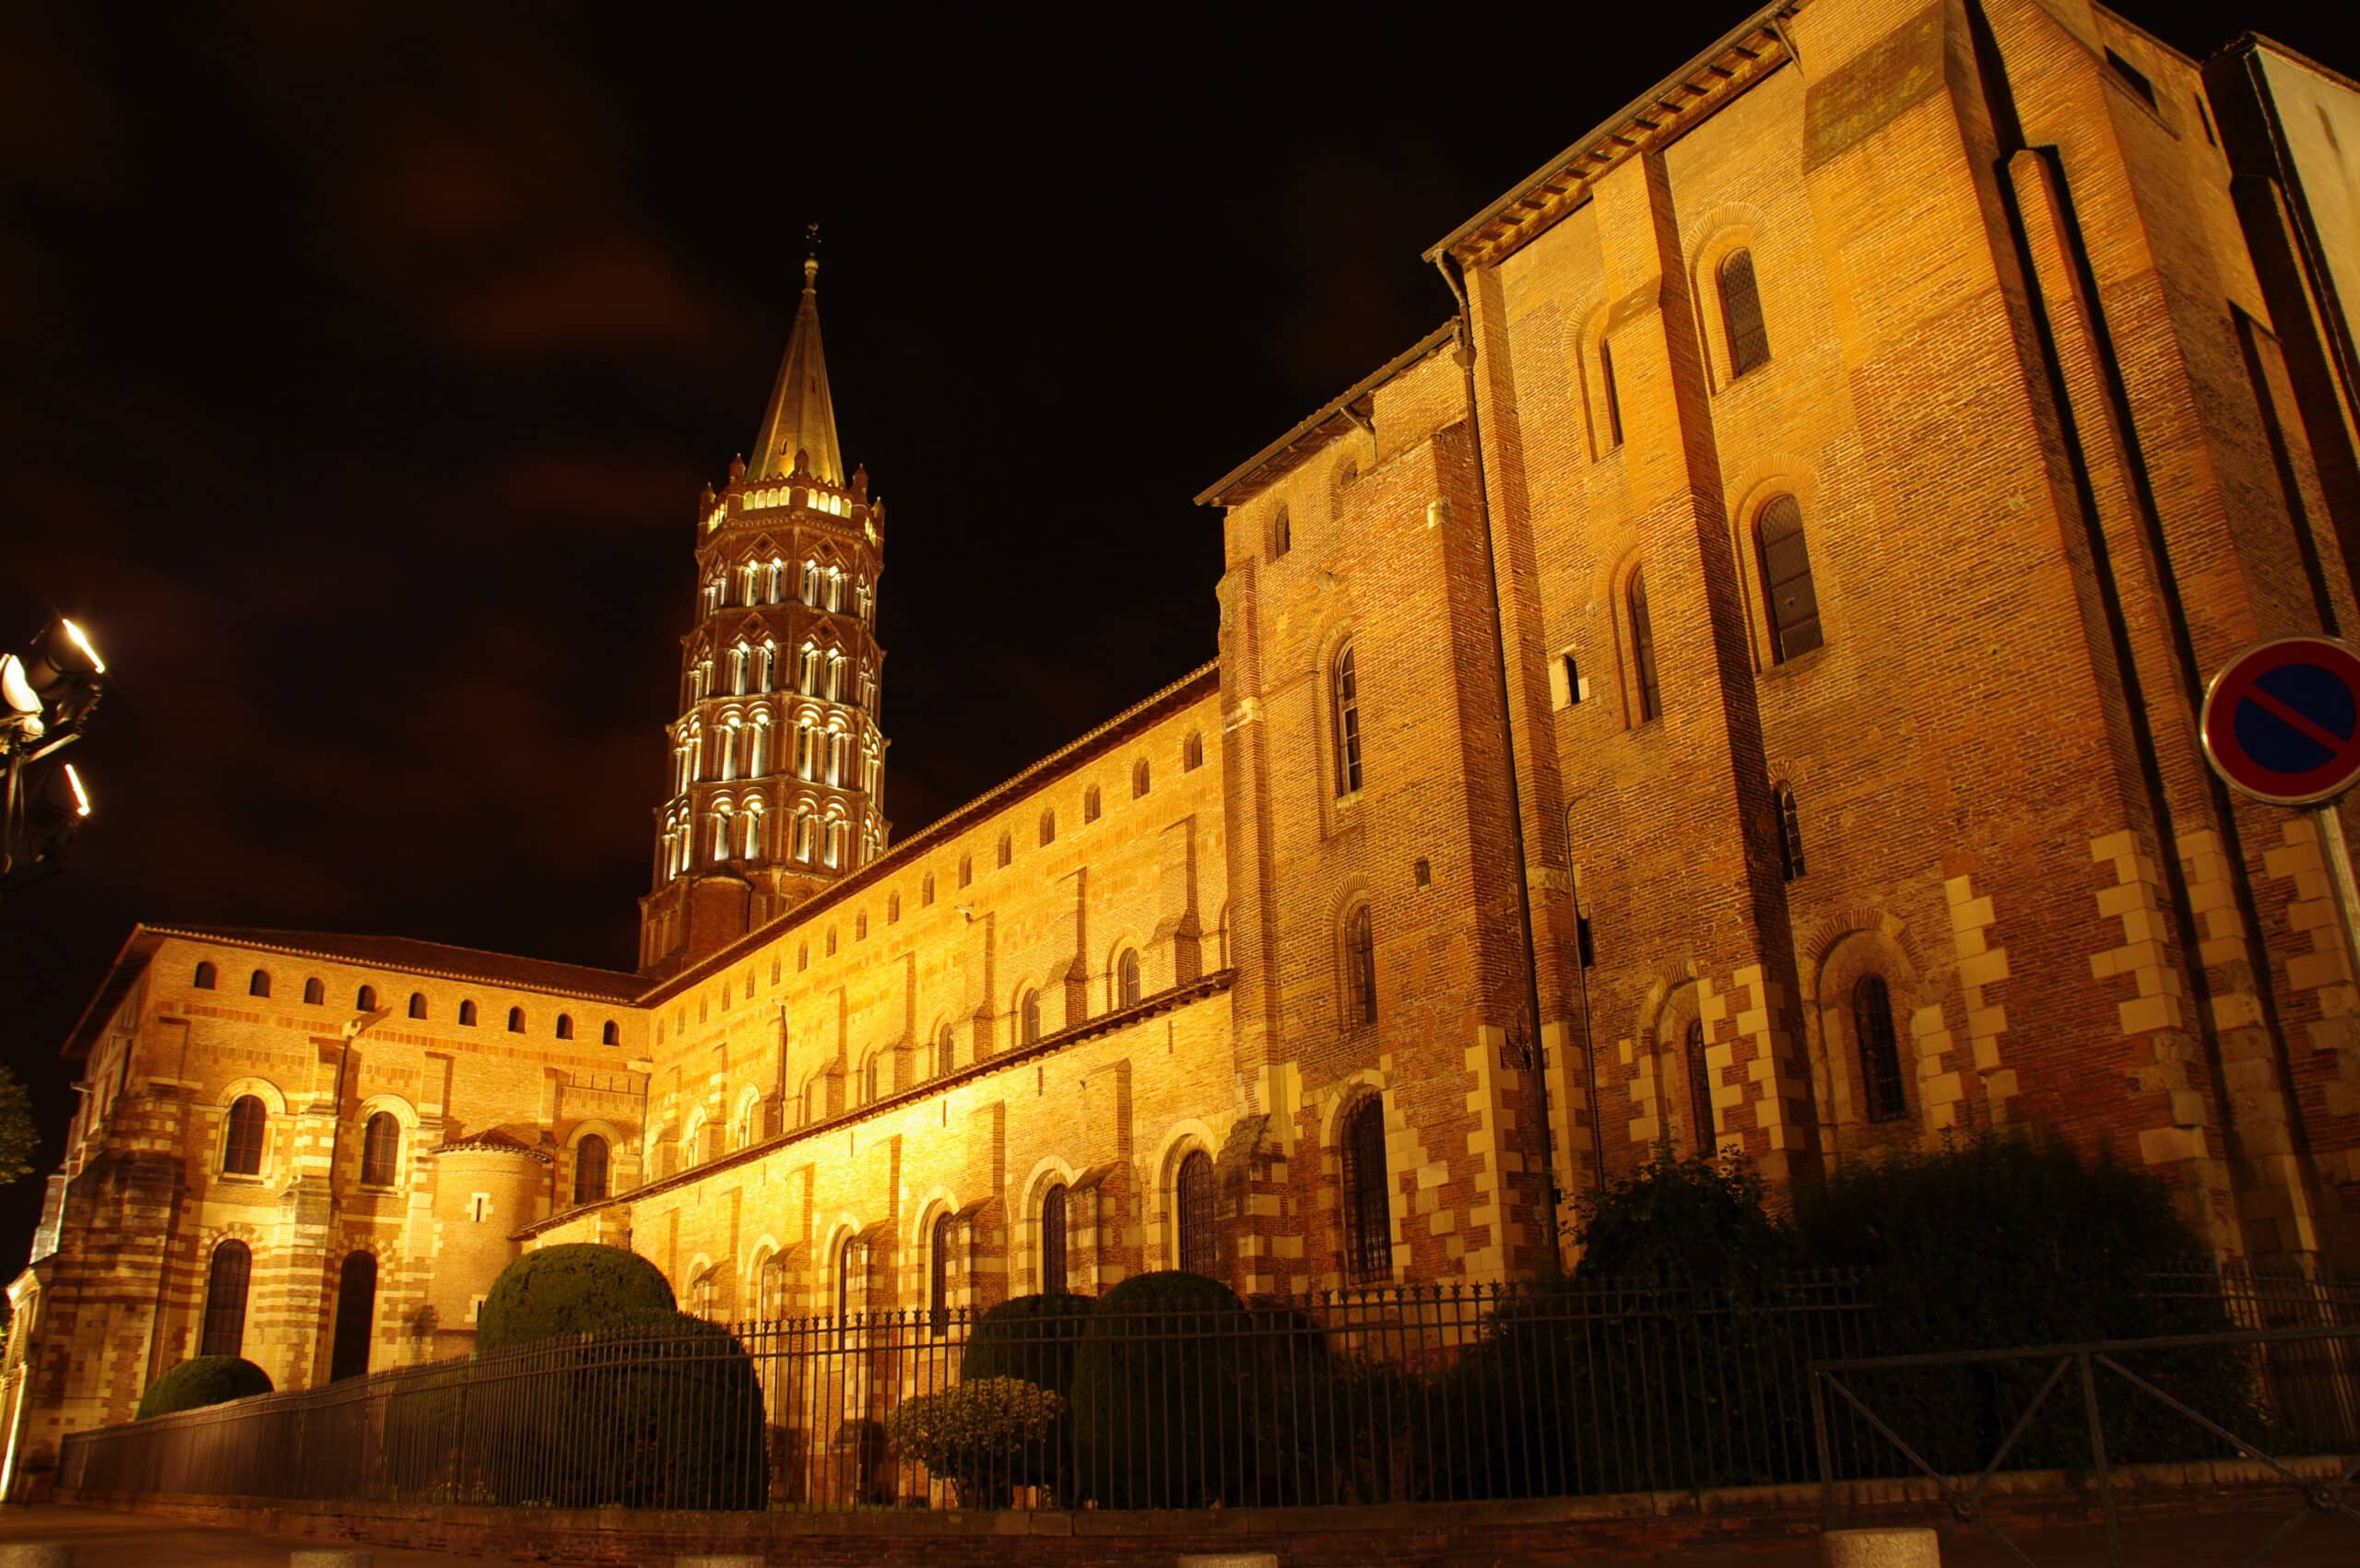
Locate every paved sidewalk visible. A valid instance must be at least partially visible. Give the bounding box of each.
[0,1505,513,1566]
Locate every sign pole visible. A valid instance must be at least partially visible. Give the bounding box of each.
[2311,798,2360,996]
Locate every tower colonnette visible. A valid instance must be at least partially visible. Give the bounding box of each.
[639,257,890,978]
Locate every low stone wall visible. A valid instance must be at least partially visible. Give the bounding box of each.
[58,1456,2350,1566]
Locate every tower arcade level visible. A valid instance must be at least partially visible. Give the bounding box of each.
[638,256,890,977]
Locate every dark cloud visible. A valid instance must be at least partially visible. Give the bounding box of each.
[2,0,2352,1273]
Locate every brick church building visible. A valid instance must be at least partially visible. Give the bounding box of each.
[7,0,2360,1490]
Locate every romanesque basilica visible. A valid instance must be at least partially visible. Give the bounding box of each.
[8,0,2360,1488]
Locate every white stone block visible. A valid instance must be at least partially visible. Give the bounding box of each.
[1822,1527,1940,1567]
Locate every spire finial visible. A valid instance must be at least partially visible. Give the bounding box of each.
[803,221,821,293]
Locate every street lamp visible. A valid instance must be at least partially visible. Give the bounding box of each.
[2,616,108,890]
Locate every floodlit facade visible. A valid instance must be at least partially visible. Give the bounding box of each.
[8,0,2360,1496]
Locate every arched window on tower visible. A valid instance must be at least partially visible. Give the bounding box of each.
[1041,1182,1068,1294]
[959,855,973,889]
[1020,988,1042,1045]
[739,560,761,606]
[1331,642,1363,796]
[1083,785,1102,824]
[407,991,426,1020]
[766,557,786,603]
[824,816,847,868]
[703,574,724,616]
[1271,503,1292,559]
[1855,976,1906,1123]
[826,651,848,703]
[937,1022,957,1078]
[1039,808,1056,846]
[742,796,765,860]
[459,999,478,1027]
[1344,904,1377,1028]
[794,807,816,862]
[729,643,749,696]
[357,984,377,1012]
[826,567,845,613]
[997,831,1013,869]
[194,961,218,990]
[797,643,820,695]
[861,738,881,794]
[360,1112,400,1186]
[223,1095,266,1176]
[721,715,742,781]
[1132,759,1150,798]
[713,801,736,859]
[1721,248,1770,378]
[750,712,772,778]
[1627,567,1662,723]
[1685,1020,1715,1151]
[573,1134,609,1204]
[1116,949,1141,1009]
[1184,731,1205,772]
[302,978,324,1006]
[201,1240,252,1358]
[802,560,822,606]
[757,641,777,693]
[248,969,271,998]
[796,715,820,780]
[507,1007,525,1034]
[1756,496,1823,661]
[1341,1094,1392,1284]
[828,729,851,786]
[1176,1150,1217,1277]
[555,1012,574,1041]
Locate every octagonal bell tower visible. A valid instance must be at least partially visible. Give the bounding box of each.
[638,254,889,977]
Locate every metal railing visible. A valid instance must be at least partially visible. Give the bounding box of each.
[55,1267,2359,1515]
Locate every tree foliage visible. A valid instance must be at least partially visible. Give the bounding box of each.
[475,1243,675,1353]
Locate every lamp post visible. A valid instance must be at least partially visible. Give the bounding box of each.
[0,616,107,894]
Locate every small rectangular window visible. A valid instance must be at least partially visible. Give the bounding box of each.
[2104,48,2156,112]
[1550,652,1586,711]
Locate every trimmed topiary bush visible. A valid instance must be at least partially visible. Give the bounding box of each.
[887,1377,1067,1507]
[474,1310,767,1509]
[136,1355,272,1419]
[1570,1144,1792,1289]
[475,1242,676,1353]
[958,1291,1094,1496]
[1070,1270,1252,1507]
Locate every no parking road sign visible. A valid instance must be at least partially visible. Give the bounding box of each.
[2199,636,2360,808]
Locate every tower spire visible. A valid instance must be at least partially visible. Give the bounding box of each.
[748,247,844,486]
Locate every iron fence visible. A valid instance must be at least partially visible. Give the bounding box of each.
[54,1267,2360,1515]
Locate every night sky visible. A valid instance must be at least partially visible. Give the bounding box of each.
[4,3,2353,1267]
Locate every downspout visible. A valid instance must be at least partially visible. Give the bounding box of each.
[1434,251,1570,1269]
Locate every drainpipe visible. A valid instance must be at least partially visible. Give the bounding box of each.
[1434,251,1566,1270]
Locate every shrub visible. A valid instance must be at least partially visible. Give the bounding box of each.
[473,1311,767,1509]
[1795,1131,2255,1472]
[475,1243,676,1353]
[958,1291,1093,1494]
[1070,1270,1252,1507]
[1570,1144,1790,1289]
[888,1377,1067,1507]
[136,1355,272,1419]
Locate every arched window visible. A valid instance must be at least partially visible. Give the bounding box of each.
[826,650,847,702]
[1331,642,1363,796]
[1344,904,1377,1028]
[458,999,478,1027]
[931,1211,955,1330]
[1185,732,1205,771]
[1685,1020,1715,1150]
[1083,785,1102,823]
[887,893,902,925]
[301,977,324,1005]
[863,1052,882,1104]
[1116,949,1142,1009]
[1599,336,1624,450]
[601,1020,619,1046]
[330,1250,377,1382]
[855,911,868,942]
[728,643,749,696]
[506,1007,525,1034]
[826,925,839,957]
[1341,1095,1392,1284]
[201,1240,251,1358]
[360,1111,400,1186]
[1020,989,1041,1045]
[1721,248,1770,377]
[837,1235,867,1321]
[742,797,765,859]
[1855,976,1906,1123]
[1041,1182,1068,1293]
[1039,809,1056,846]
[248,969,270,998]
[714,800,737,859]
[958,855,973,888]
[193,961,218,990]
[574,1134,609,1204]
[556,1013,574,1041]
[794,806,817,862]
[1133,759,1151,798]
[797,643,820,694]
[1333,455,1360,495]
[802,560,822,606]
[1627,567,1661,723]
[356,984,377,1012]
[222,1095,267,1176]
[824,816,846,868]
[1271,503,1292,559]
[750,712,772,777]
[1756,496,1823,661]
[1776,786,1805,881]
[922,873,937,906]
[1176,1150,1217,1278]
[990,831,1009,868]
[407,992,426,1020]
